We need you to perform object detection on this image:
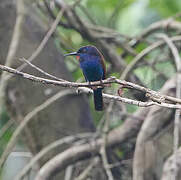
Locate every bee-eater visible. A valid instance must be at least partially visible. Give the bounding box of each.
[64,45,106,111]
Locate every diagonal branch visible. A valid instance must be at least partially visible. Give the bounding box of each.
[121,36,181,80]
[0,89,74,169]
[20,58,66,81]
[15,133,94,180]
[34,107,149,180]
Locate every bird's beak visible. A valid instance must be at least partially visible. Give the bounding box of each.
[64,52,78,57]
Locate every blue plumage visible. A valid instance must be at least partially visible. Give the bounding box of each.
[79,55,104,82]
[64,45,106,111]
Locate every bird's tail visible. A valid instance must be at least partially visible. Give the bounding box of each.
[93,88,103,111]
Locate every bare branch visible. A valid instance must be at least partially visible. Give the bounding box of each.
[0,89,74,168]
[20,58,66,81]
[0,64,181,109]
[123,18,181,58]
[34,107,149,180]
[121,36,181,80]
[156,34,181,71]
[157,34,181,180]
[35,141,100,180]
[15,133,93,180]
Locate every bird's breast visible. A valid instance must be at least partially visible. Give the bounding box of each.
[80,59,104,82]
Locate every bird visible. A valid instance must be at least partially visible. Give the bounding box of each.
[64,45,106,111]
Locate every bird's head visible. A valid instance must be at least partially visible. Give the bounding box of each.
[64,45,102,61]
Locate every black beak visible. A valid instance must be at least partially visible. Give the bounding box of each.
[64,52,78,57]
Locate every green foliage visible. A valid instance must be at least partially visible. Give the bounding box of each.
[0,108,9,128]
[134,66,155,87]
[117,0,148,35]
[90,98,104,125]
[155,61,175,78]
[126,103,139,113]
[0,127,13,156]
[84,0,136,27]
[149,0,181,17]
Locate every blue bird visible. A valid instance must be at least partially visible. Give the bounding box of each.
[64,45,106,111]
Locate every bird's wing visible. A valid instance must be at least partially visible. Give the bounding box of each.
[82,71,88,82]
[100,56,106,80]
[95,47,106,80]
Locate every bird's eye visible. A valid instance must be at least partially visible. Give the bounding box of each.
[78,47,87,54]
[82,49,86,53]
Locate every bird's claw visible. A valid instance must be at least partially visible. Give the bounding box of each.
[88,82,97,90]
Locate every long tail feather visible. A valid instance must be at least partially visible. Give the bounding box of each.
[93,88,103,111]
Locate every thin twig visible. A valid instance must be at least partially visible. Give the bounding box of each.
[20,58,66,81]
[122,18,181,58]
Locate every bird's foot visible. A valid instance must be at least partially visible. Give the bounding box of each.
[100,79,111,88]
[92,86,98,90]
[88,82,97,90]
